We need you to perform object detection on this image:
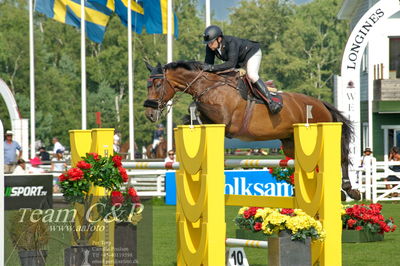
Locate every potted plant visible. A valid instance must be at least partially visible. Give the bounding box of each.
[98,186,142,266]
[341,203,396,242]
[9,210,50,266]
[58,153,129,265]
[235,207,325,266]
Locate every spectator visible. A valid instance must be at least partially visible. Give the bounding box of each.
[152,124,165,152]
[28,157,45,174]
[3,130,22,174]
[385,146,400,197]
[52,137,65,155]
[39,146,51,163]
[51,150,67,172]
[360,147,374,167]
[113,130,121,153]
[13,159,27,174]
[164,150,176,163]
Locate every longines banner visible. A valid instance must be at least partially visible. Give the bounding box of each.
[5,174,53,210]
[338,0,400,162]
[165,170,293,205]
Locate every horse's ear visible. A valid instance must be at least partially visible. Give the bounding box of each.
[156,62,162,68]
[145,61,154,73]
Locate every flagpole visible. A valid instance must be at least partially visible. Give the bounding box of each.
[81,0,87,130]
[128,0,135,159]
[167,0,173,152]
[29,0,36,159]
[205,0,211,26]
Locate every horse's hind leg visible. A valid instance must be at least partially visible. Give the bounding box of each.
[281,137,295,159]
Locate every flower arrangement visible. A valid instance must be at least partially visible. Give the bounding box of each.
[98,186,143,224]
[269,167,295,185]
[59,153,128,203]
[235,207,325,241]
[342,203,396,234]
[58,153,130,245]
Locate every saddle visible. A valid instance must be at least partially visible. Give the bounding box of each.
[218,68,283,106]
[237,70,283,106]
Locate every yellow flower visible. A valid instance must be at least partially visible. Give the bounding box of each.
[238,207,248,215]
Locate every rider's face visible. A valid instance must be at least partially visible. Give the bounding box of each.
[207,37,220,51]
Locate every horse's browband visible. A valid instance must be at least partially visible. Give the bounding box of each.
[150,74,164,79]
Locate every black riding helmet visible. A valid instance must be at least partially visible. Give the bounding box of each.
[203,25,223,44]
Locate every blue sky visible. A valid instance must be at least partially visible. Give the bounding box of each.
[198,0,313,21]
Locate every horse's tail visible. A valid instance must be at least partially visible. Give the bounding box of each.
[322,101,354,168]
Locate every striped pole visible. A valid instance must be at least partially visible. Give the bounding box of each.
[225,238,268,249]
[122,161,180,170]
[224,159,294,168]
[122,159,294,170]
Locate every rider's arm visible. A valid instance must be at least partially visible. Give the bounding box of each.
[205,46,215,64]
[211,40,239,71]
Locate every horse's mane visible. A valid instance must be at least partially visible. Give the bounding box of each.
[164,60,203,71]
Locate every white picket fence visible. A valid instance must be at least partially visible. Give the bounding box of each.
[352,157,400,202]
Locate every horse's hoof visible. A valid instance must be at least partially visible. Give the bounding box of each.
[346,189,361,201]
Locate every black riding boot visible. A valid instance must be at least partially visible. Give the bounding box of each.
[254,79,282,114]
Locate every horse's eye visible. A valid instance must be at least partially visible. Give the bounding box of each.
[156,83,162,88]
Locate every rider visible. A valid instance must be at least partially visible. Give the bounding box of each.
[202,25,282,114]
[152,124,165,152]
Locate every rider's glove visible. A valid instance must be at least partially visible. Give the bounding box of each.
[202,64,214,72]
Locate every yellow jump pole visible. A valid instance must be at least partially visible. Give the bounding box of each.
[293,123,342,265]
[175,125,226,265]
[69,128,115,266]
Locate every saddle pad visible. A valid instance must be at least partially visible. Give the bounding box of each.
[237,78,283,106]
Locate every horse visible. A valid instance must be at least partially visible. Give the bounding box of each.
[146,138,168,159]
[143,61,359,199]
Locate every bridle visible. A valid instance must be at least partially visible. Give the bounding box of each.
[143,67,237,121]
[143,69,205,117]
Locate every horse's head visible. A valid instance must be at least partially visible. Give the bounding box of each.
[143,62,176,122]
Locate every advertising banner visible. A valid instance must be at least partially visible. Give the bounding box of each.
[165,170,293,205]
[5,174,53,210]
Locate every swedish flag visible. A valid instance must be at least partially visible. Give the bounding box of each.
[35,0,112,43]
[143,0,178,38]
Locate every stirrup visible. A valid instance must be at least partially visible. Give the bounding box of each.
[268,101,282,114]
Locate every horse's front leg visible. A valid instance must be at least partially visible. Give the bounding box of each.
[281,137,295,159]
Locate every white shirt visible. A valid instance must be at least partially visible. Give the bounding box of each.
[13,165,27,174]
[164,156,176,163]
[53,141,65,154]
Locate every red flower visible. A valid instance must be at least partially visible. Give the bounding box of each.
[67,168,84,181]
[128,187,140,203]
[280,208,294,215]
[289,174,295,185]
[253,222,262,231]
[88,153,99,160]
[112,155,123,167]
[269,168,274,174]
[111,191,124,206]
[347,219,357,228]
[59,173,68,182]
[118,166,129,182]
[243,210,251,219]
[76,160,92,169]
[355,226,363,231]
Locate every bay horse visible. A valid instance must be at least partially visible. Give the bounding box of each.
[146,138,168,159]
[143,61,359,199]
